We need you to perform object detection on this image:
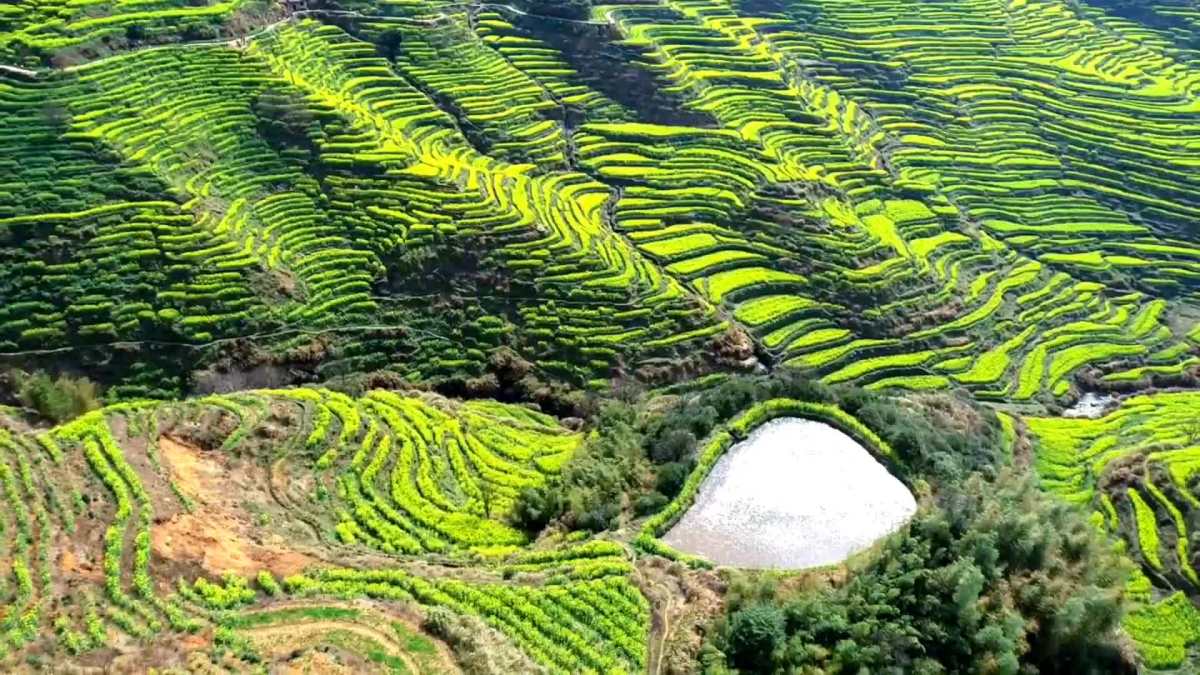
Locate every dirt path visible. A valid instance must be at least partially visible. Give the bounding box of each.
[238,602,462,675]
[648,580,676,675]
[635,557,727,675]
[246,621,422,673]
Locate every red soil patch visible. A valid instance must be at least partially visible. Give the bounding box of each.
[58,538,103,583]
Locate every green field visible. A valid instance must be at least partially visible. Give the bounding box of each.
[2,0,1200,671]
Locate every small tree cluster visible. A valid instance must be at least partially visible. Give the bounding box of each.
[5,369,102,423]
[705,471,1132,674]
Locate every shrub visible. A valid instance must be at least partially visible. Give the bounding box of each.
[649,428,696,464]
[634,491,669,516]
[725,603,786,672]
[256,571,282,597]
[511,481,567,533]
[192,573,256,610]
[9,370,102,423]
[655,461,692,498]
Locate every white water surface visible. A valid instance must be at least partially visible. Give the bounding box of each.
[662,417,916,569]
[1062,392,1117,419]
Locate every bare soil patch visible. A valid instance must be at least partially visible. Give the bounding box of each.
[152,435,317,578]
[637,557,725,675]
[57,537,103,583]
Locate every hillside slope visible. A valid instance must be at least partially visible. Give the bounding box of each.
[2,0,1200,671]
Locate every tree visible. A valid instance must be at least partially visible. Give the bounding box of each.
[251,88,318,156]
[725,604,785,672]
[376,29,402,61]
[706,471,1132,674]
[511,480,565,533]
[511,400,643,533]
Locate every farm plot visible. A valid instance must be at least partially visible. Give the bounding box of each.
[1025,393,1200,667]
[586,0,1195,399]
[2,0,1200,670]
[0,0,265,65]
[0,390,650,673]
[1,18,728,392]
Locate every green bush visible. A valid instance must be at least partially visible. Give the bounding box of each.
[511,481,567,533]
[655,461,692,498]
[9,370,102,423]
[725,603,786,672]
[634,491,669,516]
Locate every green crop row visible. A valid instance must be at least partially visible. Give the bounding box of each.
[283,565,649,673]
[252,387,582,555]
[1025,392,1200,664]
[1124,592,1200,669]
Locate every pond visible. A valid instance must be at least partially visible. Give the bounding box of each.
[661,417,917,569]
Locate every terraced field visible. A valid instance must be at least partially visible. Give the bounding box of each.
[0,390,648,671]
[1026,392,1200,669]
[2,0,1200,670]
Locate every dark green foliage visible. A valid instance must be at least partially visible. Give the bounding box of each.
[252,87,320,152]
[726,603,786,672]
[654,461,692,498]
[515,370,1002,535]
[633,491,669,516]
[514,0,593,20]
[513,401,644,532]
[647,370,1001,491]
[855,394,1002,482]
[375,28,403,61]
[704,472,1131,674]
[648,428,695,463]
[511,481,567,533]
[563,402,643,531]
[642,370,836,471]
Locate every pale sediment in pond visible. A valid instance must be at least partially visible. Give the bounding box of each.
[661,417,917,569]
